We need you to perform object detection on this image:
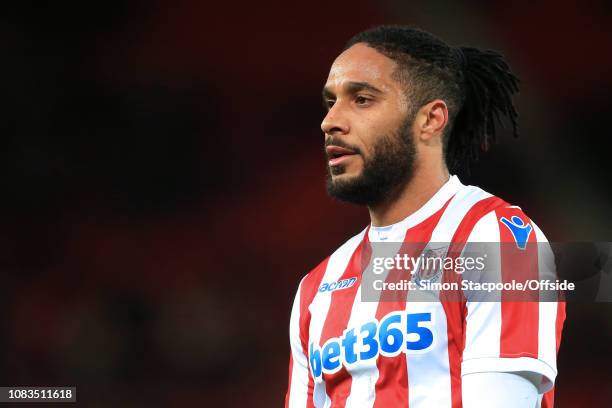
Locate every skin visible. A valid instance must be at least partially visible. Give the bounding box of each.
[322,43,451,226]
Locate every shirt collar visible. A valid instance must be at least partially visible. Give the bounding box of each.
[368,175,463,242]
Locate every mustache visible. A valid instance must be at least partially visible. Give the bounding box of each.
[324,137,362,155]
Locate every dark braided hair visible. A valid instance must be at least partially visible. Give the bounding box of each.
[344,25,519,173]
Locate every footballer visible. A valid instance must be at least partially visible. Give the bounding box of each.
[285,26,565,408]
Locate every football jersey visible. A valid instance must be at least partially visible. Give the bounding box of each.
[285,175,565,408]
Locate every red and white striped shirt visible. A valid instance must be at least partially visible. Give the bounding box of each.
[285,175,565,407]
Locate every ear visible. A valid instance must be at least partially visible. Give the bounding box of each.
[414,99,449,143]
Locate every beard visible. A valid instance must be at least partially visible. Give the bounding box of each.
[325,115,416,207]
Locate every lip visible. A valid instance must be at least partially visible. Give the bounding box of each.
[326,145,357,167]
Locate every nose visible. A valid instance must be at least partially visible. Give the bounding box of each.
[321,103,349,136]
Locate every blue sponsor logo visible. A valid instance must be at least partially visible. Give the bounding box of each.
[500,215,533,250]
[309,312,434,380]
[318,277,357,293]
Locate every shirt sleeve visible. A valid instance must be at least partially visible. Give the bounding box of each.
[462,372,539,407]
[460,207,565,397]
[285,277,313,408]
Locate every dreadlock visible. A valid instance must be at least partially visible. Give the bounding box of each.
[344,25,520,173]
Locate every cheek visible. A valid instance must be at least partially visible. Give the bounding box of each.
[355,116,403,156]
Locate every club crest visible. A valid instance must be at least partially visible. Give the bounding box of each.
[415,246,448,284]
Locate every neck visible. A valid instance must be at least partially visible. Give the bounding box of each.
[368,165,449,227]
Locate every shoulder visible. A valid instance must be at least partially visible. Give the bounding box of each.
[465,199,547,245]
[450,182,547,244]
[477,205,548,245]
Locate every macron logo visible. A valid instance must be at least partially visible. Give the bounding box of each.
[318,277,357,293]
[500,216,533,250]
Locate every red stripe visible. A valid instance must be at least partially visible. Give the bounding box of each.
[372,197,454,408]
[318,235,370,407]
[542,387,554,408]
[497,208,539,359]
[441,196,508,408]
[299,257,331,408]
[556,300,565,344]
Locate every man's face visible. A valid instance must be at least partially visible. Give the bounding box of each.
[322,43,416,206]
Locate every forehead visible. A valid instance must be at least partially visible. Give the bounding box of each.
[325,43,398,91]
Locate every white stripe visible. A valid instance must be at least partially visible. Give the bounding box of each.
[463,212,502,362]
[344,284,380,408]
[344,241,405,408]
[406,185,492,407]
[534,223,559,392]
[428,186,492,242]
[310,229,366,408]
[288,278,309,408]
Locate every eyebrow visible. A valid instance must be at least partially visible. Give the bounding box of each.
[322,81,384,100]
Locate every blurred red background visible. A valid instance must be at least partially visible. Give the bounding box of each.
[1,0,611,406]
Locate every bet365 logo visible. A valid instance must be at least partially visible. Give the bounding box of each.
[309,312,434,379]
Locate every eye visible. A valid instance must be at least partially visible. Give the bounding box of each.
[324,99,335,109]
[355,95,371,106]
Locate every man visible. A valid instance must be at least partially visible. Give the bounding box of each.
[285,26,564,407]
